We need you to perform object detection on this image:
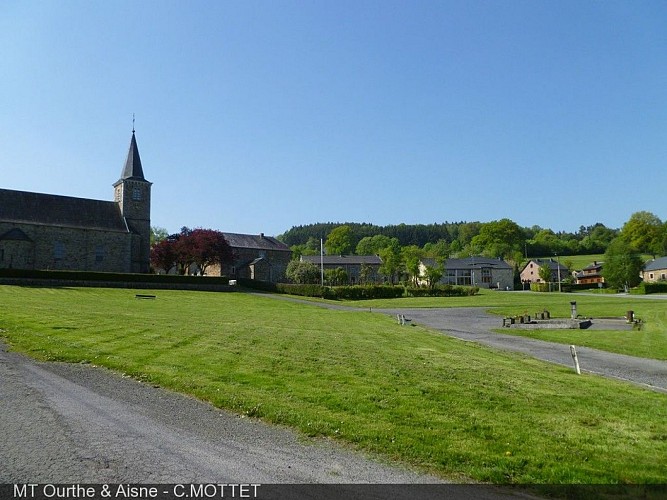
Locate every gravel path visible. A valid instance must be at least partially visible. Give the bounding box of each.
[0,343,447,485]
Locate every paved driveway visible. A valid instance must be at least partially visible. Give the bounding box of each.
[254,294,667,393]
[378,307,667,393]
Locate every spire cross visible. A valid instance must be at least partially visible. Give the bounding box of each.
[132,113,135,133]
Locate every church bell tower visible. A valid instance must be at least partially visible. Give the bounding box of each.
[113,130,152,273]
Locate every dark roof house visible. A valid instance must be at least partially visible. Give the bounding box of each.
[643,257,667,283]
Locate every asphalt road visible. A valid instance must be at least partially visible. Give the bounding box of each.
[377,307,667,393]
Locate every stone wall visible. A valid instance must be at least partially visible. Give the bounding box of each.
[0,222,131,272]
[208,247,292,283]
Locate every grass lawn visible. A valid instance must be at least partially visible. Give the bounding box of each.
[1,285,666,484]
[335,290,667,360]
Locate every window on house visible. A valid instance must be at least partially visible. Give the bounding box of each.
[481,268,492,283]
[458,269,471,286]
[650,273,654,279]
[54,242,65,260]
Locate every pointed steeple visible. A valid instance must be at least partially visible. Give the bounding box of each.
[120,131,146,181]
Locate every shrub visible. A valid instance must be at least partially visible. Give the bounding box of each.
[406,285,479,297]
[326,285,405,300]
[638,281,667,295]
[0,268,230,285]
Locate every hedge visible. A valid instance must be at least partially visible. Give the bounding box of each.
[406,285,479,297]
[0,268,230,285]
[638,281,667,295]
[238,280,479,300]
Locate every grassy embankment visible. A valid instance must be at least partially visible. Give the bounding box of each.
[0,285,665,484]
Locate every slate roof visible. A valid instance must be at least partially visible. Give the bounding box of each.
[0,189,129,232]
[422,257,512,270]
[582,261,603,271]
[301,255,383,265]
[222,232,291,252]
[119,132,146,181]
[521,258,569,273]
[644,257,667,271]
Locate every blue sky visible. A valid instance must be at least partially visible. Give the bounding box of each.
[2,1,665,237]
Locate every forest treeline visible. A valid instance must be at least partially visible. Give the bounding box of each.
[278,220,620,257]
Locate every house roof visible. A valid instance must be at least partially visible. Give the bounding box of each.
[644,257,667,272]
[521,258,569,273]
[422,257,512,270]
[582,261,603,271]
[222,232,291,252]
[0,188,129,232]
[301,255,382,265]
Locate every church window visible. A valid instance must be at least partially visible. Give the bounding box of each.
[0,249,4,261]
[132,187,142,201]
[54,242,65,260]
[95,245,105,262]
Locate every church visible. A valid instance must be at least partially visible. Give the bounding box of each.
[0,131,152,273]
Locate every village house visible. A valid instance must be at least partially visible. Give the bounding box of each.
[520,258,569,285]
[575,261,605,285]
[0,132,151,273]
[300,255,383,284]
[205,232,292,283]
[642,257,667,283]
[419,257,514,290]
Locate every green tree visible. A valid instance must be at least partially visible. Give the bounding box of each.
[620,211,664,257]
[325,267,348,286]
[471,218,524,260]
[602,238,644,291]
[378,241,402,284]
[359,263,375,285]
[423,262,444,288]
[356,235,395,255]
[423,239,449,261]
[150,226,169,246]
[402,245,423,286]
[290,237,321,259]
[285,260,321,284]
[325,225,354,255]
[538,263,553,283]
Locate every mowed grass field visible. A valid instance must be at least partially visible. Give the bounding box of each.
[1,285,666,484]
[340,290,667,360]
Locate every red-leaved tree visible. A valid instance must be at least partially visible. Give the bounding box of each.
[150,227,233,275]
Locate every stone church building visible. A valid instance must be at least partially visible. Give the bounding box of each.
[0,132,152,273]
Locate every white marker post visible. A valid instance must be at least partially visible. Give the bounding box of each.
[569,345,581,375]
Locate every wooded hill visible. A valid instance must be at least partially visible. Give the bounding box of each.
[278,221,619,257]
